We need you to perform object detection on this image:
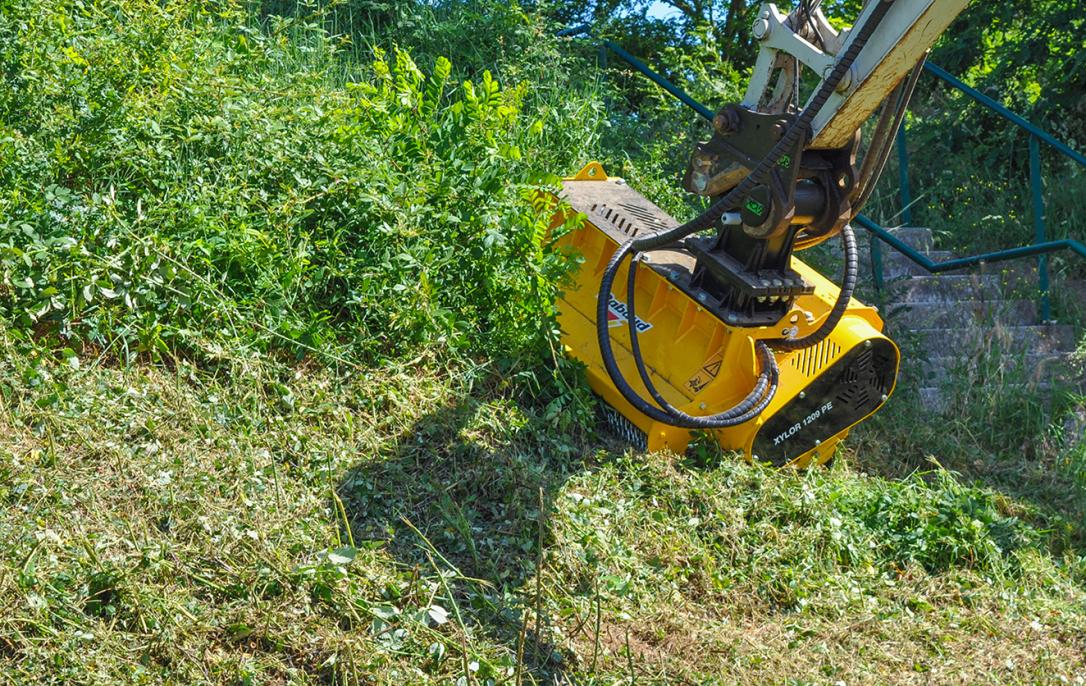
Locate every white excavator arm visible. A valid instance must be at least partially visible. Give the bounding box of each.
[744,0,971,149]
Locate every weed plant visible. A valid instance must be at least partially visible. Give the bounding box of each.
[0,0,601,370]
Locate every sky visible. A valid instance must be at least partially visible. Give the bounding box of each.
[646,1,682,20]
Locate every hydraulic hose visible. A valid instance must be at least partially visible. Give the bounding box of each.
[624,258,780,429]
[596,0,894,429]
[854,59,924,214]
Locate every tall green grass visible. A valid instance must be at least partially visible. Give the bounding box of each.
[0,0,604,369]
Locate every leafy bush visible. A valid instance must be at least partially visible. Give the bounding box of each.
[0,0,602,365]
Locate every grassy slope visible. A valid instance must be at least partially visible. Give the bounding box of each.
[1,331,1084,685]
[2,1,1086,684]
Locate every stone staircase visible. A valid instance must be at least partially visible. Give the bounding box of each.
[854,227,1085,408]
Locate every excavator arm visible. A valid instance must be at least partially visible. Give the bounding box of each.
[551,0,970,465]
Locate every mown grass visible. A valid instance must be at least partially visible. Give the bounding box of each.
[2,0,1085,684]
[1,325,1085,685]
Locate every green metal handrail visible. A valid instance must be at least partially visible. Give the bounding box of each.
[558,27,1086,322]
[890,62,1086,322]
[856,214,1086,271]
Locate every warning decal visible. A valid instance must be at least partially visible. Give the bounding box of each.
[686,352,724,393]
[607,294,653,333]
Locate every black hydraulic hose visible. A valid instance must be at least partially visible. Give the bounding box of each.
[854,58,925,212]
[595,0,895,429]
[624,258,779,428]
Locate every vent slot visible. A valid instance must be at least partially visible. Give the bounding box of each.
[592,203,659,237]
[617,201,669,232]
[835,347,879,409]
[788,339,842,378]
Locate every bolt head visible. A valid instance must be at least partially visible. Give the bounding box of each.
[713,108,742,136]
[753,18,771,40]
[823,64,854,92]
[691,171,709,193]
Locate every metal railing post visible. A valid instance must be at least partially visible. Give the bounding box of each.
[1029,135,1052,322]
[896,121,913,225]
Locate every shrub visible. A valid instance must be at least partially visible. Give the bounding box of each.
[0,0,602,365]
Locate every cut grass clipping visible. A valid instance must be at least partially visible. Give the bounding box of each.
[1,0,1084,685]
[1,336,1084,684]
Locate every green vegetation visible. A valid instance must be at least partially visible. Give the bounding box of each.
[0,0,598,363]
[1,0,1084,684]
[3,336,1085,684]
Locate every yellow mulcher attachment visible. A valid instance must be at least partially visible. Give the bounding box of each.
[550,163,896,466]
[548,0,970,465]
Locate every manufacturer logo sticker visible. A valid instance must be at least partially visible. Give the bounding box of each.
[607,294,653,333]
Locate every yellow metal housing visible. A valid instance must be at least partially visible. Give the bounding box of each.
[551,163,899,466]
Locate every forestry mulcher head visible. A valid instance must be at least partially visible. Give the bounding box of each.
[549,0,970,465]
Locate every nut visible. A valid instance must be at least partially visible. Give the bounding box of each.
[713,108,742,136]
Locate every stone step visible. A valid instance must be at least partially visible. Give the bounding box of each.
[978,260,1040,290]
[889,274,1004,303]
[879,226,935,252]
[1067,280,1086,305]
[912,386,1046,412]
[901,352,1082,387]
[883,299,1037,330]
[917,386,945,409]
[914,379,1082,413]
[849,227,934,258]
[910,324,1079,357]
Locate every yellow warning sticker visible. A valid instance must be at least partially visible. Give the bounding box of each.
[686,352,723,393]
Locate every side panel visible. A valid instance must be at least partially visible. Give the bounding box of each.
[750,334,898,465]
